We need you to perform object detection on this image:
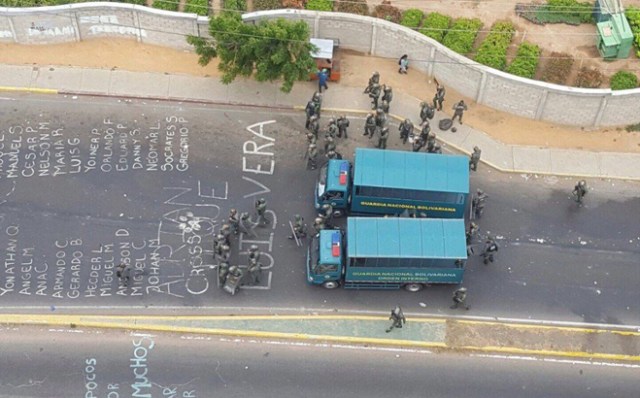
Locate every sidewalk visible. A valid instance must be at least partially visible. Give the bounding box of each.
[2,63,639,180]
[1,313,639,362]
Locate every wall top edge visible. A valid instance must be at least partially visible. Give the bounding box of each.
[0,2,198,20]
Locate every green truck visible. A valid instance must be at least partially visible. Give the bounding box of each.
[315,148,469,218]
[306,217,467,291]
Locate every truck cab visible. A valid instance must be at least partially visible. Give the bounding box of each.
[306,230,344,289]
[314,159,351,216]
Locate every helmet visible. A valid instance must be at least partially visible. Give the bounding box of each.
[315,217,324,224]
[259,198,266,204]
[240,212,250,219]
[322,204,331,210]
[477,189,483,195]
[294,214,302,221]
[250,244,258,251]
[579,180,586,186]
[470,222,477,228]
[310,143,317,148]
[384,86,391,91]
[474,146,480,151]
[373,71,379,76]
[221,244,230,251]
[230,208,237,215]
[221,224,230,230]
[458,287,467,292]
[329,118,335,123]
[216,233,224,241]
[420,101,425,107]
[322,68,328,73]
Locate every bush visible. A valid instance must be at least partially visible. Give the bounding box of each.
[224,0,247,12]
[152,0,179,11]
[574,67,604,88]
[626,7,640,57]
[184,0,209,15]
[305,0,332,11]
[610,70,639,90]
[400,9,424,29]
[506,42,540,78]
[540,52,574,84]
[372,2,402,23]
[419,12,451,42]
[474,21,515,70]
[442,18,483,55]
[254,0,282,10]
[335,0,368,15]
[533,0,594,25]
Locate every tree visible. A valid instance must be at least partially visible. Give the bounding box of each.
[187,13,317,93]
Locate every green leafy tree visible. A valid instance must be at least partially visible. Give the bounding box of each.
[187,13,316,93]
[610,70,639,90]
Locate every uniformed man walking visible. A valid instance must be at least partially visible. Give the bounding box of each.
[364,112,376,139]
[305,100,316,129]
[572,180,587,206]
[469,146,481,171]
[451,100,468,124]
[289,214,308,240]
[375,108,388,129]
[419,120,430,142]
[220,224,232,246]
[412,137,425,152]
[336,115,350,139]
[324,135,336,154]
[311,91,322,117]
[306,131,317,145]
[420,101,435,123]
[313,216,326,233]
[482,237,499,265]
[472,189,488,219]
[364,71,380,94]
[218,260,230,287]
[368,83,381,109]
[247,245,262,285]
[308,114,320,138]
[326,118,338,139]
[426,132,437,153]
[429,143,442,154]
[239,212,258,237]
[399,118,413,145]
[451,287,470,310]
[377,126,389,149]
[305,142,319,170]
[466,222,479,244]
[254,198,269,226]
[381,85,393,106]
[385,306,406,333]
[228,209,239,235]
[433,81,445,111]
[320,203,334,228]
[380,99,390,114]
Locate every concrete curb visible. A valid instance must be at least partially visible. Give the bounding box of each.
[0,86,58,94]
[2,314,639,363]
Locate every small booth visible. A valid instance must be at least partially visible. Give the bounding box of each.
[309,38,341,82]
[594,0,634,59]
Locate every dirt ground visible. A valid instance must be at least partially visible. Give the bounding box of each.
[1,38,639,153]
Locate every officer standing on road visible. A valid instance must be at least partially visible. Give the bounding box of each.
[247,245,262,285]
[381,85,393,107]
[324,134,336,154]
[255,198,269,226]
[289,214,308,240]
[368,83,381,109]
[482,237,499,265]
[412,137,425,152]
[305,100,316,129]
[420,101,435,123]
[306,131,317,145]
[375,108,388,129]
[572,180,588,206]
[326,118,338,139]
[451,287,470,310]
[337,115,350,139]
[305,142,319,170]
[308,114,320,138]
[239,212,258,237]
[451,100,468,124]
[364,112,376,139]
[218,260,230,287]
[381,99,390,114]
[472,189,488,219]
[219,244,231,263]
[228,209,239,235]
[248,244,261,265]
[466,222,479,244]
[364,71,380,94]
[426,132,437,153]
[220,224,232,246]
[386,306,406,333]
[311,91,322,117]
[377,126,389,149]
[321,203,334,228]
[313,216,326,233]
[419,120,430,142]
[433,80,446,111]
[399,118,414,145]
[469,146,482,171]
[429,143,442,154]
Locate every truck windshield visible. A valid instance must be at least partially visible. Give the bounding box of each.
[310,235,338,274]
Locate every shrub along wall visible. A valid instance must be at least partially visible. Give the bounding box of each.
[442,18,483,55]
[610,70,639,90]
[305,0,332,11]
[419,12,450,42]
[626,6,640,57]
[184,0,209,15]
[506,42,540,78]
[399,8,423,29]
[474,21,515,70]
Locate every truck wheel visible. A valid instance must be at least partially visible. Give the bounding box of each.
[404,283,423,293]
[323,281,340,289]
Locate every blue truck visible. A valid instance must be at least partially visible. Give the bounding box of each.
[315,148,469,218]
[306,217,467,291]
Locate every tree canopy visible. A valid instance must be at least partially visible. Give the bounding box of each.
[187,13,317,93]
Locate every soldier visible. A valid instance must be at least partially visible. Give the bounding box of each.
[433,80,446,111]
[419,120,431,142]
[228,209,239,235]
[430,143,442,154]
[375,108,388,129]
[213,233,224,257]
[381,85,393,105]
[220,224,232,246]
[304,100,316,129]
[420,101,435,123]
[326,149,342,160]
[324,134,336,154]
[321,203,334,227]
[380,99,390,114]
[255,198,269,226]
[412,137,425,152]
[368,83,381,109]
[364,71,380,93]
[248,244,261,265]
[326,118,338,139]
[399,118,413,145]
[306,131,317,145]
[336,115,350,139]
[289,214,308,240]
[248,261,262,285]
[466,222,479,245]
[469,146,481,171]
[227,265,244,287]
[311,91,322,117]
[218,244,231,263]
[472,189,488,219]
[482,237,499,265]
[305,142,319,170]
[218,260,230,287]
[450,287,470,310]
[364,112,377,139]
[385,306,406,333]
[308,114,320,138]
[451,100,468,124]
[239,212,258,237]
[377,126,389,149]
[313,216,326,233]
[426,132,437,153]
[572,180,588,206]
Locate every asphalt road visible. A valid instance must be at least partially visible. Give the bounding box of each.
[0,93,638,325]
[0,325,637,398]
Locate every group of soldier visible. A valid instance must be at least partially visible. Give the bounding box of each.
[288,203,335,244]
[215,199,272,292]
[304,91,351,170]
